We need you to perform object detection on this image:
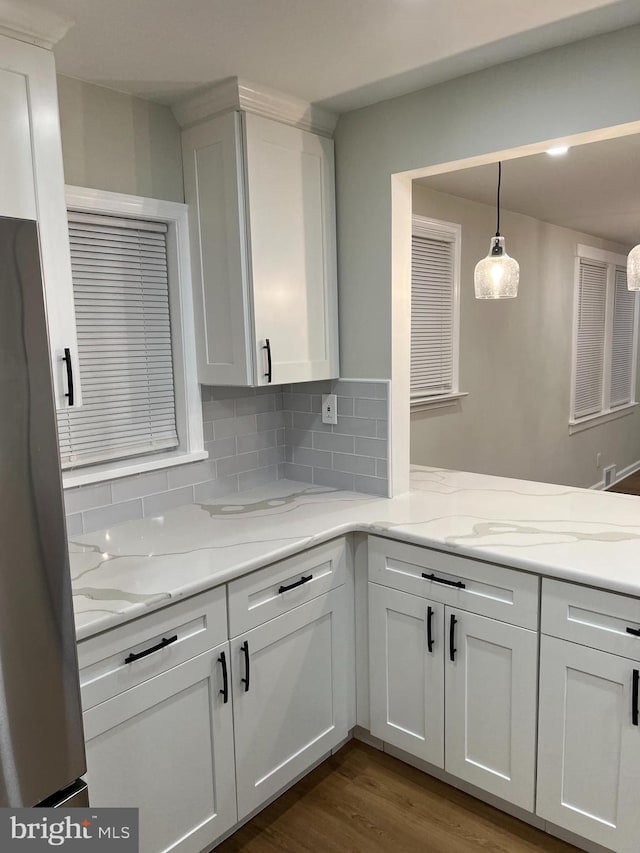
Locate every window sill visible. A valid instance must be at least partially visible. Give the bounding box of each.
[569,402,638,435]
[411,392,468,413]
[62,449,209,489]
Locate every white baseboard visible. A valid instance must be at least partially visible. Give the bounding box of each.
[590,456,640,490]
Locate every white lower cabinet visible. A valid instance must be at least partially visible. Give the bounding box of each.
[445,609,537,809]
[83,643,237,853]
[368,584,445,766]
[368,582,537,811]
[231,587,349,819]
[537,635,640,853]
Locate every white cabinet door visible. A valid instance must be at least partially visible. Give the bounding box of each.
[244,113,338,385]
[537,635,640,853]
[84,644,237,853]
[445,609,537,811]
[181,110,338,387]
[0,66,36,220]
[232,587,348,819]
[0,35,80,408]
[181,111,254,386]
[368,583,444,767]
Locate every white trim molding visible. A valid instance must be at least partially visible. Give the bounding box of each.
[63,185,205,486]
[0,0,73,48]
[569,402,638,435]
[411,392,469,413]
[172,76,338,137]
[590,456,640,491]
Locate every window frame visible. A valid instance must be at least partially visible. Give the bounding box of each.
[410,215,464,411]
[62,185,206,487]
[569,244,639,434]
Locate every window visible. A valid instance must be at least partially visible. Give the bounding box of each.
[410,216,462,408]
[570,245,639,432]
[59,187,205,486]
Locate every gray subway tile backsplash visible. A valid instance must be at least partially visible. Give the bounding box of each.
[332,452,376,476]
[313,467,355,491]
[83,498,143,532]
[64,379,389,534]
[292,446,332,469]
[279,462,313,483]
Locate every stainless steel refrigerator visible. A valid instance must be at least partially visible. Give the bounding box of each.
[0,215,87,807]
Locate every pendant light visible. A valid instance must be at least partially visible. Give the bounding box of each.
[474,162,520,299]
[628,242,640,291]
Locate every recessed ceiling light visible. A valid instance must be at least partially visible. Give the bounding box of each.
[546,145,570,156]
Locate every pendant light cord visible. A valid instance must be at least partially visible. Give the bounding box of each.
[496,161,501,237]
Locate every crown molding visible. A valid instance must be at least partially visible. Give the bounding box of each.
[172,76,338,137]
[0,0,73,48]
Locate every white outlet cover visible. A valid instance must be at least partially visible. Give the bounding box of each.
[322,393,338,425]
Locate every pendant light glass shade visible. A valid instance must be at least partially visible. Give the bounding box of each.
[628,243,640,291]
[474,161,519,299]
[474,236,519,299]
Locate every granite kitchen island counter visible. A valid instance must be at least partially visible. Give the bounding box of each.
[70,465,640,640]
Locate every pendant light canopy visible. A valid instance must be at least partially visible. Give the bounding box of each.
[628,243,640,291]
[474,162,520,299]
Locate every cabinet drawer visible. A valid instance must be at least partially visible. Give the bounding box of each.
[78,586,227,710]
[542,578,640,659]
[228,538,347,637]
[368,536,538,629]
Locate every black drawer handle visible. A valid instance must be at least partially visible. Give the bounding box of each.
[427,606,434,654]
[626,627,640,637]
[241,640,250,692]
[633,669,639,727]
[62,347,74,406]
[422,572,466,589]
[263,338,272,383]
[278,574,312,594]
[218,651,229,704]
[449,614,457,662]
[124,634,177,664]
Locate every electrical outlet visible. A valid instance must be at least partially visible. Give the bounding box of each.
[322,393,338,425]
[596,452,602,468]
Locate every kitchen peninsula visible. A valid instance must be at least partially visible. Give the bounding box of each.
[72,466,640,853]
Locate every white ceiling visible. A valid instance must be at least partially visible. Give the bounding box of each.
[415,134,640,248]
[36,0,640,110]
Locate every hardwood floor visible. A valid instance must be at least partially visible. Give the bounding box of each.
[609,471,640,496]
[216,741,580,853]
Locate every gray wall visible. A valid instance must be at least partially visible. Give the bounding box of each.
[56,75,184,202]
[410,185,638,489]
[334,25,640,381]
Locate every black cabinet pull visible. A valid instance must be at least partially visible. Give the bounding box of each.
[62,348,74,406]
[263,338,272,383]
[422,572,466,589]
[633,669,639,727]
[241,640,250,692]
[427,606,434,654]
[218,651,229,704]
[278,574,312,594]
[449,614,457,662]
[626,626,640,637]
[124,634,177,664]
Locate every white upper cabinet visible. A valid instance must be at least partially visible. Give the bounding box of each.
[181,102,339,387]
[0,33,81,409]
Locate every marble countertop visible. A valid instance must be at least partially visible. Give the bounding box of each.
[70,466,640,641]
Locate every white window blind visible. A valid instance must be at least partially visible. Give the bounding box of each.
[57,212,179,469]
[610,266,635,408]
[411,233,455,398]
[574,259,607,419]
